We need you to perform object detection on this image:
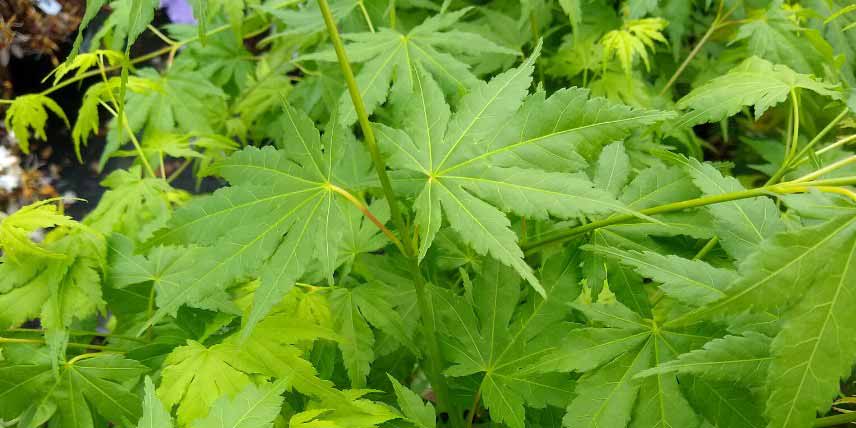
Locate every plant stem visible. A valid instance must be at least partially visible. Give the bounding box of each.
[8,328,146,343]
[815,411,856,427]
[0,336,122,352]
[767,105,848,185]
[792,107,850,161]
[660,0,732,95]
[467,387,482,428]
[315,1,462,426]
[522,178,856,254]
[693,236,719,260]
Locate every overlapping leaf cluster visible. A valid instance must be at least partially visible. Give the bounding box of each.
[2,0,856,428]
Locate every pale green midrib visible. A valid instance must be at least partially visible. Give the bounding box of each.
[435,61,532,171]
[439,112,670,176]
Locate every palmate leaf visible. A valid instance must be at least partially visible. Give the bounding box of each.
[733,4,834,76]
[0,200,77,263]
[433,257,579,428]
[84,167,176,243]
[330,281,418,388]
[138,102,371,336]
[301,7,517,125]
[376,49,673,292]
[0,346,148,428]
[4,94,69,154]
[674,56,842,127]
[158,309,340,426]
[0,229,106,364]
[654,210,856,426]
[556,302,705,428]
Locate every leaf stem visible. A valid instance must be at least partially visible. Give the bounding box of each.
[767,106,849,184]
[358,0,376,32]
[315,1,462,426]
[523,178,856,254]
[814,411,856,427]
[328,183,406,254]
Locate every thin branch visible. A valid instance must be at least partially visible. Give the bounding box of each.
[815,411,856,427]
[316,1,463,426]
[523,177,856,254]
[0,336,123,352]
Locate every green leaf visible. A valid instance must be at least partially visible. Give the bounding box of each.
[140,102,369,336]
[588,246,735,306]
[191,381,286,428]
[671,215,856,327]
[682,377,766,428]
[4,94,68,154]
[84,167,175,243]
[765,225,856,428]
[330,288,375,388]
[594,142,631,196]
[563,340,652,428]
[302,8,517,125]
[675,57,841,127]
[433,260,576,428]
[734,5,834,75]
[636,332,772,385]
[138,377,173,428]
[388,375,436,428]
[377,52,672,294]
[70,0,110,58]
[1,350,148,428]
[670,155,785,259]
[0,200,77,263]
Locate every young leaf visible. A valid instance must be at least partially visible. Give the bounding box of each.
[0,200,77,263]
[4,94,69,154]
